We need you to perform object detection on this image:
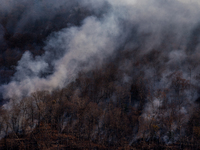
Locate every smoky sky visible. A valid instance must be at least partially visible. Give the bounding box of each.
[0,0,200,104]
[0,0,198,103]
[1,0,200,143]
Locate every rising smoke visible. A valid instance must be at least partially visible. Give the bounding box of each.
[1,0,200,143]
[1,0,199,97]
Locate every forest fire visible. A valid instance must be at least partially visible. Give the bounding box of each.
[0,0,200,149]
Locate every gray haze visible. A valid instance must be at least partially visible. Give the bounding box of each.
[1,0,199,97]
[1,0,200,142]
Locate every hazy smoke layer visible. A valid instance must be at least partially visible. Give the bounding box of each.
[1,0,199,97]
[1,0,200,141]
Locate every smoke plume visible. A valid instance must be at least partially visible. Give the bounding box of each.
[1,0,200,143]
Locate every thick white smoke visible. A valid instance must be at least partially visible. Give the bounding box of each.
[1,12,122,98]
[1,0,200,142]
[1,0,200,99]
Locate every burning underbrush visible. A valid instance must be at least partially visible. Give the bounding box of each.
[1,0,200,149]
[1,50,200,149]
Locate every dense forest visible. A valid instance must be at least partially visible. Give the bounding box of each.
[1,0,200,149]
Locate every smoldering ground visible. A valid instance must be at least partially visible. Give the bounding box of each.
[1,0,200,143]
